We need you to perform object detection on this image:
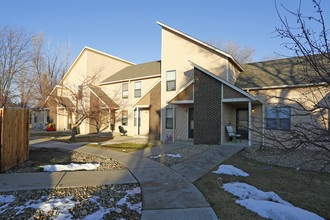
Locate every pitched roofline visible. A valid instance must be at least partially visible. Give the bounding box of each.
[59,46,135,85]
[157,21,244,72]
[167,80,194,103]
[133,79,161,107]
[242,82,327,91]
[41,85,64,108]
[89,87,109,109]
[189,61,257,101]
[100,74,161,86]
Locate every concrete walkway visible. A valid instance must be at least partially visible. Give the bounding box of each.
[0,170,137,192]
[3,140,245,220]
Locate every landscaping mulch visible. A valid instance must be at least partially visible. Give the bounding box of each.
[242,147,330,173]
[4,147,126,174]
[0,184,141,220]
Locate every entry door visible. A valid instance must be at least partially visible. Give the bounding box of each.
[188,108,194,138]
[236,108,248,139]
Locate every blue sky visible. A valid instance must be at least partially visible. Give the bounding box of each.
[1,0,329,64]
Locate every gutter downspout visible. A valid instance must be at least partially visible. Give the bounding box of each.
[248,101,252,146]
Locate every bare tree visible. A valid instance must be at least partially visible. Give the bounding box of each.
[49,72,111,141]
[0,25,32,107]
[32,32,71,105]
[209,38,255,63]
[249,0,330,172]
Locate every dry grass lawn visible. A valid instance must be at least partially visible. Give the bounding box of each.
[88,143,155,153]
[194,153,330,220]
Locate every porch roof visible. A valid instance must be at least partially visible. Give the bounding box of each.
[167,80,194,104]
[55,97,75,108]
[190,61,259,102]
[89,86,119,109]
[133,79,161,108]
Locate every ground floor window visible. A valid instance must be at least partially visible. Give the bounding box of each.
[266,106,291,130]
[122,110,128,126]
[166,108,174,129]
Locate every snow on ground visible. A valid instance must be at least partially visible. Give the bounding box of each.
[213,165,249,177]
[0,195,15,203]
[116,187,142,214]
[14,196,78,219]
[150,154,181,159]
[1,187,142,219]
[223,182,324,220]
[41,163,100,172]
[0,195,15,214]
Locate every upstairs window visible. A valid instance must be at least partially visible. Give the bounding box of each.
[166,70,176,91]
[78,85,82,99]
[266,107,291,131]
[122,110,128,126]
[122,83,128,99]
[134,81,141,98]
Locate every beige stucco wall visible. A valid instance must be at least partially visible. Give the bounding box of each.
[100,77,160,136]
[160,27,241,141]
[248,86,329,147]
[54,48,135,134]
[86,49,134,84]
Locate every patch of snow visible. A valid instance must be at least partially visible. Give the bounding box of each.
[0,195,15,203]
[41,163,100,172]
[116,187,142,214]
[150,154,181,159]
[84,206,115,220]
[15,196,78,219]
[223,182,290,205]
[223,182,324,220]
[0,195,15,214]
[213,165,249,177]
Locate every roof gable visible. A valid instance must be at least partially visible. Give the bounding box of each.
[157,21,244,72]
[59,46,135,85]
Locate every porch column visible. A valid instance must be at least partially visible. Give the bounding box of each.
[136,107,140,135]
[108,109,111,132]
[248,101,252,146]
[262,104,265,146]
[173,105,176,142]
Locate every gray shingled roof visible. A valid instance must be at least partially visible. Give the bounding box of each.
[90,86,119,109]
[235,56,324,89]
[56,97,74,107]
[102,60,161,84]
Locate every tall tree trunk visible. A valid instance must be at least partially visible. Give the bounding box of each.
[70,126,77,141]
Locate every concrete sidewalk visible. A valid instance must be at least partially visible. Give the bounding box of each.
[0,170,137,192]
[24,139,245,219]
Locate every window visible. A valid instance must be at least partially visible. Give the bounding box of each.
[166,108,174,129]
[122,110,128,126]
[266,107,291,130]
[166,70,176,91]
[78,85,82,99]
[134,81,141,98]
[134,109,140,126]
[122,83,128,98]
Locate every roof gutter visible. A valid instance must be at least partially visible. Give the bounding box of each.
[100,74,161,86]
[242,82,327,91]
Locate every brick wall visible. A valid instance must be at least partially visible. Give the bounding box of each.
[194,68,222,144]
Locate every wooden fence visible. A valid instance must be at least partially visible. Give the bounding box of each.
[0,108,30,173]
